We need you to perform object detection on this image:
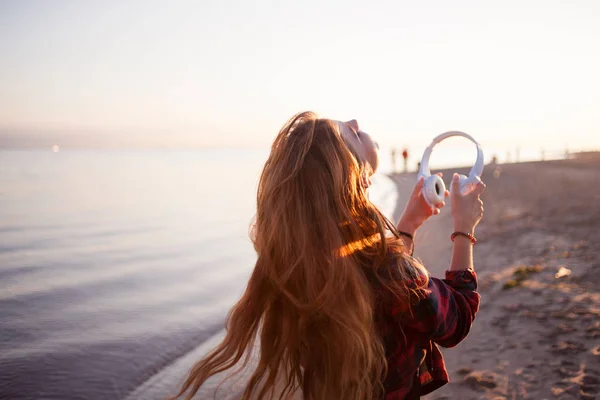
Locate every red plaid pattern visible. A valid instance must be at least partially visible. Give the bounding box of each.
[374,256,480,399]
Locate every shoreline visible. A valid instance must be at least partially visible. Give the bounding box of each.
[388,155,600,399]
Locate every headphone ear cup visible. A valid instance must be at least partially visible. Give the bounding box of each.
[456,174,481,196]
[451,174,469,196]
[422,175,446,206]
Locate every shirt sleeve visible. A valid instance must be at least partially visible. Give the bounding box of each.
[395,267,481,348]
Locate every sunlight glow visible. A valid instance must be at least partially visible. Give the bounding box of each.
[338,233,381,257]
[0,0,598,152]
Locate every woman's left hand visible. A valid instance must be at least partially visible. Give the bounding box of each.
[397,173,449,233]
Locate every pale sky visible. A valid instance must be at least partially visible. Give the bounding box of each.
[1,0,599,150]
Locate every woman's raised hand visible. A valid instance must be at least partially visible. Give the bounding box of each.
[451,173,486,234]
[398,173,449,233]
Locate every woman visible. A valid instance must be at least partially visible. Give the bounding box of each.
[173,112,484,399]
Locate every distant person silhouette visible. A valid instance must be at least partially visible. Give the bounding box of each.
[402,148,409,173]
[391,147,397,173]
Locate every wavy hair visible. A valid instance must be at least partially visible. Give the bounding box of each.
[173,112,427,400]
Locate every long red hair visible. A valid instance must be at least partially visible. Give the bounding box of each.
[173,112,426,399]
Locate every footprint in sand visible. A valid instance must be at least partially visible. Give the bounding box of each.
[554,364,600,398]
[585,322,600,339]
[550,341,586,355]
[578,373,599,398]
[555,322,577,334]
[463,370,500,392]
[553,360,580,379]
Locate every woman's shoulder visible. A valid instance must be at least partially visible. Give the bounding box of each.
[381,248,430,286]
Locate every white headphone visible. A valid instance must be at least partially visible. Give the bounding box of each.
[418,131,484,207]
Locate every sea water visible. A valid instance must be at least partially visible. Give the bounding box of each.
[0,149,398,399]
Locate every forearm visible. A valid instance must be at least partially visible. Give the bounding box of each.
[396,214,418,238]
[449,233,474,271]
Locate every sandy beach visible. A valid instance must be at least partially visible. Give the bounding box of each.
[390,153,600,400]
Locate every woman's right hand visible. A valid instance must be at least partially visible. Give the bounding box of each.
[451,173,486,234]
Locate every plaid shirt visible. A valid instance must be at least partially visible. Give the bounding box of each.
[373,256,480,399]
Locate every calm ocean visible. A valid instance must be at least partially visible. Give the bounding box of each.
[0,149,399,400]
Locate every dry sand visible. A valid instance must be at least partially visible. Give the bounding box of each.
[390,153,600,400]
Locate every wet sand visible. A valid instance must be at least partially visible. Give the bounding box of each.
[390,152,600,400]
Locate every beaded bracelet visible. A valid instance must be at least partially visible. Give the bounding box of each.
[451,231,477,245]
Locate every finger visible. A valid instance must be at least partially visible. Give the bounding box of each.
[451,173,460,196]
[412,176,425,197]
[435,201,446,209]
[444,189,450,198]
[434,208,440,215]
[471,181,487,197]
[436,172,443,177]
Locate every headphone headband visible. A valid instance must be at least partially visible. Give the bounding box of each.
[419,131,484,178]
